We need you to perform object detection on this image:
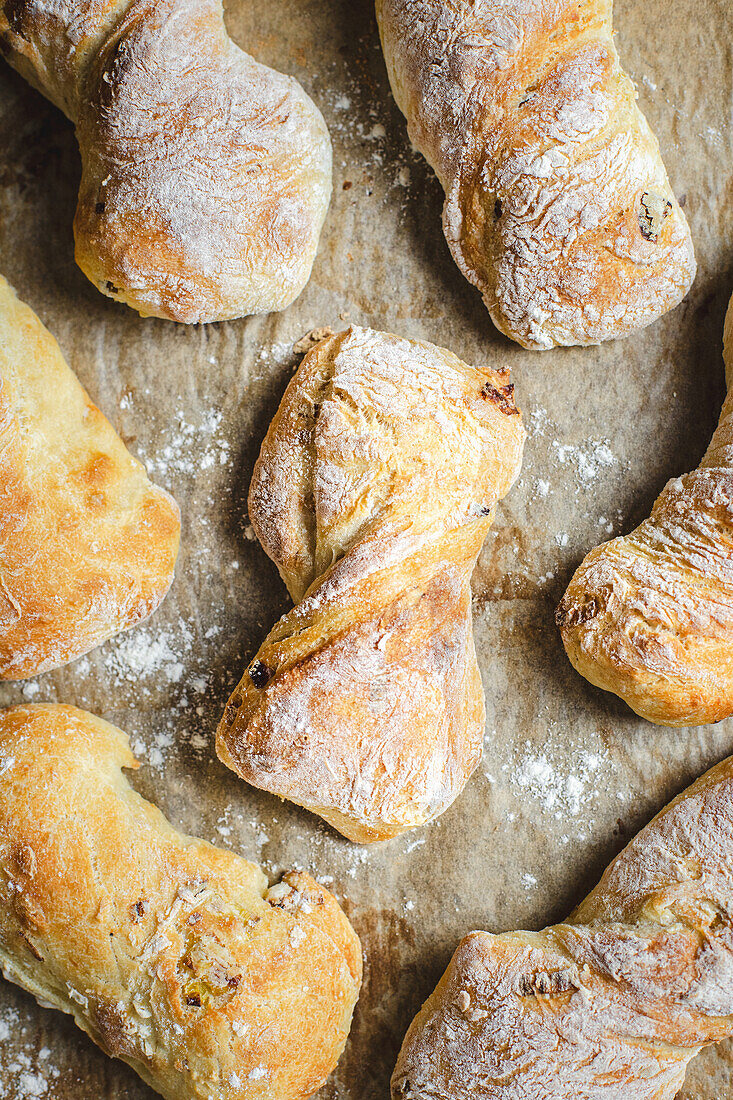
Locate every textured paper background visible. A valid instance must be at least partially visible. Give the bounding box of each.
[0,1,732,1096]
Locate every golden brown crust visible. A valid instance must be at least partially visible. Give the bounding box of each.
[557,293,733,726]
[216,326,525,843]
[392,755,733,1099]
[0,704,361,1100]
[0,0,331,322]
[0,275,180,679]
[375,0,695,350]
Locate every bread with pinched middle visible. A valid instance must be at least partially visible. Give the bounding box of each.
[376,0,695,349]
[0,275,180,679]
[217,326,525,842]
[0,703,361,1100]
[0,0,332,322]
[392,753,733,1099]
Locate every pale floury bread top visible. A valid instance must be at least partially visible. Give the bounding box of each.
[0,275,181,678]
[376,0,695,349]
[0,703,362,1100]
[0,0,332,322]
[392,752,733,1099]
[217,326,525,842]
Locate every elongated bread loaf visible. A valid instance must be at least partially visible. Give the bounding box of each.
[0,0,331,323]
[376,0,695,350]
[557,292,733,725]
[392,753,733,1099]
[0,704,361,1100]
[217,326,525,842]
[0,275,180,679]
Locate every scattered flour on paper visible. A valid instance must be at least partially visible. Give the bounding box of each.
[0,1017,61,1100]
[135,408,232,480]
[486,733,628,839]
[553,438,617,485]
[321,77,420,202]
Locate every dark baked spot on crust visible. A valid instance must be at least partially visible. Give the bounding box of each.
[639,191,673,242]
[129,898,149,923]
[92,1001,141,1060]
[556,596,600,628]
[480,380,519,416]
[3,0,25,35]
[248,660,272,689]
[19,930,44,960]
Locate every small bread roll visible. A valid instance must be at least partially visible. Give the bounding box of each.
[557,291,733,725]
[0,0,332,323]
[0,275,180,679]
[217,327,525,842]
[392,754,733,1099]
[376,0,695,349]
[0,704,362,1100]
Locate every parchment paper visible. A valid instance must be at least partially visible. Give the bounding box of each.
[0,1,732,1096]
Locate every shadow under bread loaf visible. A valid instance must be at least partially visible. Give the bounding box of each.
[392,753,733,1099]
[557,292,733,726]
[0,0,332,323]
[216,326,525,843]
[0,704,361,1100]
[0,275,180,680]
[375,0,695,350]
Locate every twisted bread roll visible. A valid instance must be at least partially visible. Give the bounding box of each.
[392,754,733,1099]
[217,327,525,843]
[0,275,180,679]
[0,0,331,322]
[557,293,733,726]
[0,704,361,1100]
[375,0,695,350]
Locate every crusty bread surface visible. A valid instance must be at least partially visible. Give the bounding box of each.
[376,0,695,349]
[216,326,525,842]
[0,275,180,679]
[392,754,733,1098]
[0,703,361,1100]
[558,292,733,725]
[0,0,332,322]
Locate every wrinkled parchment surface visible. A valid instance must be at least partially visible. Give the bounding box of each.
[0,1,732,1096]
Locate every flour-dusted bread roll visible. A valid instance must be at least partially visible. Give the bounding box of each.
[217,327,525,843]
[557,292,733,726]
[0,276,180,679]
[0,0,332,323]
[375,0,695,350]
[392,754,733,1099]
[0,704,361,1100]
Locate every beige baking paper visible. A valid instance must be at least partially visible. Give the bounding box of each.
[1,0,732,1096]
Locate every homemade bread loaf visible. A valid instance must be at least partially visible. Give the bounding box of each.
[0,0,332,322]
[0,703,361,1100]
[558,291,733,725]
[0,275,180,679]
[393,753,733,1098]
[376,0,695,349]
[217,326,525,842]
